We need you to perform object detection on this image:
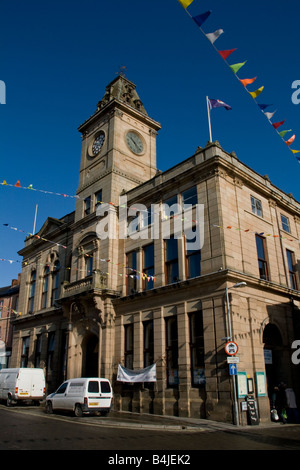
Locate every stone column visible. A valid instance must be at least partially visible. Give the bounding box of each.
[203,296,232,422]
[153,306,165,415]
[132,312,143,412]
[177,302,190,417]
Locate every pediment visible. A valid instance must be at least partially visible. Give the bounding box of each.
[37,217,64,238]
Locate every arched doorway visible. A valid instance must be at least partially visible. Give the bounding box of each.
[263,323,283,398]
[82,333,99,377]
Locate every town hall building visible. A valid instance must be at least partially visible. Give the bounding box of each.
[10,75,300,424]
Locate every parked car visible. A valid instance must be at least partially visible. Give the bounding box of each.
[0,368,46,406]
[45,377,113,417]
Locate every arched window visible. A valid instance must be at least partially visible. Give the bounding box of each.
[85,254,93,277]
[41,266,50,309]
[51,260,60,305]
[77,235,98,279]
[28,270,36,313]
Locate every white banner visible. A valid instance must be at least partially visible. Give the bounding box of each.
[117,363,156,382]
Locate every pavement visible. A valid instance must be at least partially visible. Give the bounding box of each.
[2,402,299,432]
[100,409,299,432]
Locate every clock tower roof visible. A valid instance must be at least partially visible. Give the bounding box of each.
[97,75,148,116]
[78,75,160,135]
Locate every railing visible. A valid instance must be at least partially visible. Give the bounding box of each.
[62,270,107,297]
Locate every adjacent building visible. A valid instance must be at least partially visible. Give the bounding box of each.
[0,275,20,368]
[10,75,300,423]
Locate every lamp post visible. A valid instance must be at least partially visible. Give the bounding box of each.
[225,281,247,426]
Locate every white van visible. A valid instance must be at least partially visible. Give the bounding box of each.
[45,377,113,417]
[0,368,46,406]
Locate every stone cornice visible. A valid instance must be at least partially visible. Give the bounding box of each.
[78,98,161,136]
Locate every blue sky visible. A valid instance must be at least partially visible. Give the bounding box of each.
[0,0,299,287]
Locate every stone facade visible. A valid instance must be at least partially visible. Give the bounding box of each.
[0,276,20,368]
[10,75,300,424]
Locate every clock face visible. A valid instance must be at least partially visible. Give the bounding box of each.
[92,131,105,155]
[126,131,144,155]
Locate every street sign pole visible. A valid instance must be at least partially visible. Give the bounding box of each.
[225,284,246,426]
[232,372,238,425]
[225,287,239,426]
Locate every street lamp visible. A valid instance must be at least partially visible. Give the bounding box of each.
[225,282,247,340]
[225,281,247,426]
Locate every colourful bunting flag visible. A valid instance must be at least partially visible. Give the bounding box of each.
[290,149,300,154]
[177,7,299,165]
[177,0,193,9]
[229,62,246,74]
[208,98,232,110]
[278,129,292,138]
[218,49,237,60]
[205,29,224,44]
[272,120,285,129]
[240,77,256,87]
[264,111,276,120]
[285,135,296,146]
[14,180,21,187]
[258,104,272,111]
[248,86,264,99]
[192,11,211,28]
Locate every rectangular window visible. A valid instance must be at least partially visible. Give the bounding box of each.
[143,320,154,367]
[165,236,179,284]
[186,236,201,279]
[47,332,55,374]
[141,207,152,228]
[182,186,197,207]
[251,195,263,217]
[60,330,68,382]
[143,244,154,290]
[34,334,42,368]
[163,195,179,217]
[189,312,205,386]
[281,214,290,233]
[21,336,30,367]
[84,196,91,216]
[286,250,297,290]
[255,235,269,280]
[126,251,137,294]
[124,324,134,369]
[95,190,103,209]
[165,316,178,387]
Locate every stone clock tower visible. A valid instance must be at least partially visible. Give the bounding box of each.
[75,74,161,223]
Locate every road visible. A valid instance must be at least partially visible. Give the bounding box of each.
[0,404,300,454]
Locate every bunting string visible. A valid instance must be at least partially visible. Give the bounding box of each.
[0,179,118,206]
[177,0,300,163]
[1,213,297,317]
[2,214,297,272]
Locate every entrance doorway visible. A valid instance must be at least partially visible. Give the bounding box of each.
[263,323,283,398]
[82,333,99,377]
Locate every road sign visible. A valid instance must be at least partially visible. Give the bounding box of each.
[225,341,238,356]
[229,363,237,375]
[227,356,239,364]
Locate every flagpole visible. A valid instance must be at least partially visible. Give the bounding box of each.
[33,204,38,235]
[206,96,212,142]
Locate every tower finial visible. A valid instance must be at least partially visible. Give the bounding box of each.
[116,65,127,77]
